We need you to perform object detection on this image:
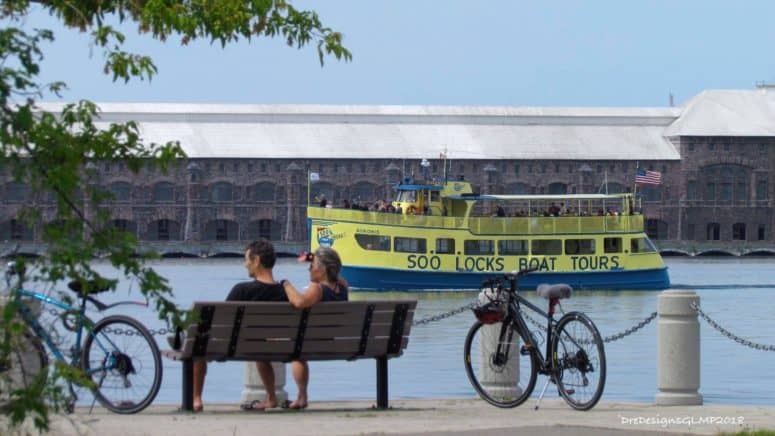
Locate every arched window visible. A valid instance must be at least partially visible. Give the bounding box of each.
[0,219,33,241]
[109,182,132,201]
[602,183,625,194]
[506,183,530,194]
[311,182,335,204]
[706,222,720,241]
[641,185,662,202]
[6,182,29,202]
[248,219,280,240]
[253,182,276,202]
[732,223,746,241]
[646,219,669,240]
[211,182,234,202]
[152,182,174,202]
[147,219,181,241]
[352,182,377,202]
[548,183,567,195]
[204,219,239,241]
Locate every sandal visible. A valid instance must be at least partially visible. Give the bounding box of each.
[240,400,278,412]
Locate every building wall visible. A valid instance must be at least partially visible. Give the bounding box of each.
[2,137,774,244]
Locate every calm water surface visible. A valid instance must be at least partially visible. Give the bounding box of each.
[77,257,775,406]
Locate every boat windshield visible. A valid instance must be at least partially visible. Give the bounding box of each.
[396,190,417,202]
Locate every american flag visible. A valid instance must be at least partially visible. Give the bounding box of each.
[635,169,661,185]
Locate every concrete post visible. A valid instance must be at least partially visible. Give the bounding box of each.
[477,289,521,399]
[655,290,702,405]
[241,362,288,404]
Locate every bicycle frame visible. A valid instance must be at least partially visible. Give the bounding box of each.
[11,286,147,376]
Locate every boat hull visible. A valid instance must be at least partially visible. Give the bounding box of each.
[342,265,670,291]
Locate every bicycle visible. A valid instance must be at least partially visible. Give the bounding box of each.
[463,267,606,411]
[0,262,163,414]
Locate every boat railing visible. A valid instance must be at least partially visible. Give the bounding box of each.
[307,207,644,235]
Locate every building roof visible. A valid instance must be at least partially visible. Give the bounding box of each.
[664,89,775,137]
[37,102,686,161]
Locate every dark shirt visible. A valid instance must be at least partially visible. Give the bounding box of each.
[226,280,288,302]
[321,282,348,302]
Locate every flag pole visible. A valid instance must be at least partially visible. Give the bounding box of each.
[307,167,311,207]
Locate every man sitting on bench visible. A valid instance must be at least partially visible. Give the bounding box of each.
[192,239,290,412]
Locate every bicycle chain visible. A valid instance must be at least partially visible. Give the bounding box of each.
[691,302,775,352]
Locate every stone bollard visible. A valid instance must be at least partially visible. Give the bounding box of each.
[655,290,702,405]
[241,362,288,404]
[477,288,521,399]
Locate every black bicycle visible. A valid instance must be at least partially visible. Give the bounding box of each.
[463,268,606,411]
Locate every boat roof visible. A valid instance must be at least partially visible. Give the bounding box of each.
[446,193,631,201]
[395,184,444,191]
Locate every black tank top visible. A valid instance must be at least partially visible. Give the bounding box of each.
[321,282,348,302]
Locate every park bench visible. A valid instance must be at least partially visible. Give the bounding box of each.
[162,300,417,411]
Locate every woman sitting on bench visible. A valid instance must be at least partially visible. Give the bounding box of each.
[281,246,349,409]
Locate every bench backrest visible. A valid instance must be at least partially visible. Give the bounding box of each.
[179,300,417,362]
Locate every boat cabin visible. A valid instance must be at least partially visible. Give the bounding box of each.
[392,179,474,216]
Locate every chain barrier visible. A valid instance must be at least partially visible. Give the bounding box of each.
[412,300,479,326]
[691,302,775,352]
[521,307,657,344]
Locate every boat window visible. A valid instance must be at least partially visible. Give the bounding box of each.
[436,238,455,254]
[564,239,596,255]
[464,240,494,255]
[531,239,562,255]
[430,191,440,202]
[355,234,391,251]
[498,240,528,255]
[630,237,657,253]
[394,237,427,253]
[604,237,622,253]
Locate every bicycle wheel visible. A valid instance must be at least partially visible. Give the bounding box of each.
[463,321,538,408]
[0,330,48,410]
[551,312,606,411]
[81,315,162,414]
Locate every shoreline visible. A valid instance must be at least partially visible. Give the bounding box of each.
[12,398,773,436]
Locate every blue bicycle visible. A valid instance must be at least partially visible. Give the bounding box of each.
[0,262,162,414]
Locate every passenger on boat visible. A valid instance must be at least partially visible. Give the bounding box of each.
[318,195,327,208]
[281,247,349,410]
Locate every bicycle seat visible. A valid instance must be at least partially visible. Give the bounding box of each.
[537,283,572,300]
[68,280,112,295]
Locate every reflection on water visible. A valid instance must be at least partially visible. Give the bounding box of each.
[60,257,775,406]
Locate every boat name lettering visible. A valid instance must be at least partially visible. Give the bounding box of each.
[518,257,557,272]
[570,255,620,270]
[407,254,442,270]
[355,228,380,235]
[456,256,505,272]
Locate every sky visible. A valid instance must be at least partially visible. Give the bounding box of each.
[24,0,775,107]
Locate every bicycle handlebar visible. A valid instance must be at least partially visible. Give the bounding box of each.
[479,266,540,291]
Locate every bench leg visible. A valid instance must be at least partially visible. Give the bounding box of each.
[376,356,388,409]
[182,359,194,411]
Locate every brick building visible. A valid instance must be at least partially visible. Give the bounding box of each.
[1,87,774,247]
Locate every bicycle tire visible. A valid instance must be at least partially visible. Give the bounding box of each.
[81,315,162,414]
[551,311,606,411]
[463,320,538,408]
[0,330,48,411]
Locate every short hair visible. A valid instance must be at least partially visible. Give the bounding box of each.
[245,239,276,269]
[314,246,342,283]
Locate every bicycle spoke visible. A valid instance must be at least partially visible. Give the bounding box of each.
[552,313,606,410]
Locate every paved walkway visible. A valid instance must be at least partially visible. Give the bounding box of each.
[7,398,772,435]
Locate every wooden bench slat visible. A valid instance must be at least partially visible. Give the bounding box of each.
[235,339,295,355]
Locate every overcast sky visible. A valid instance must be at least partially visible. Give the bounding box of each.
[26,0,775,107]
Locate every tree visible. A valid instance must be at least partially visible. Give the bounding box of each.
[0,0,350,430]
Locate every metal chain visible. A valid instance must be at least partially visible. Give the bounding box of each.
[522,307,657,344]
[691,302,775,352]
[412,300,479,326]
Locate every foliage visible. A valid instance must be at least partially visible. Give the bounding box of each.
[0,0,350,430]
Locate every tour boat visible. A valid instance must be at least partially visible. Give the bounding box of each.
[306,179,670,291]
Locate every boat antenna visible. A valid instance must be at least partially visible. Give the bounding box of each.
[440,147,448,182]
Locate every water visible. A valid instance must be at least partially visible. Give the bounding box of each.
[67,257,775,406]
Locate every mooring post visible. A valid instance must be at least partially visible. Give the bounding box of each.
[241,362,288,405]
[655,290,703,405]
[477,288,521,399]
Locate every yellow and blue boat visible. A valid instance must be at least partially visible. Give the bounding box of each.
[307,179,670,291]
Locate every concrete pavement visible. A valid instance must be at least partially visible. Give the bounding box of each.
[5,398,771,435]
